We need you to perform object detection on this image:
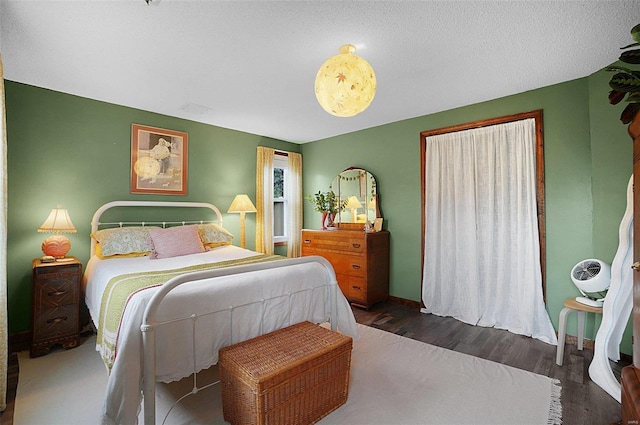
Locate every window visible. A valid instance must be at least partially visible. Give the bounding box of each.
[256,147,302,256]
[273,154,288,244]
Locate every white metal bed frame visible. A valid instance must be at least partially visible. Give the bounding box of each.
[90,201,341,425]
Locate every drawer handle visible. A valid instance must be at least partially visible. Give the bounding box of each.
[304,239,311,244]
[351,285,361,290]
[352,265,361,270]
[352,243,361,248]
[48,290,66,297]
[46,316,67,324]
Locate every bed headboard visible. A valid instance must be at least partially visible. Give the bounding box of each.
[90,201,224,257]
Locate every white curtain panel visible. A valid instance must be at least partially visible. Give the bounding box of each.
[422,118,557,345]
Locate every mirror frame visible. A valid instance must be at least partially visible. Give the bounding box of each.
[330,167,380,229]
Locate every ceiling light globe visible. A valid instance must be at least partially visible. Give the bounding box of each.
[315,44,377,117]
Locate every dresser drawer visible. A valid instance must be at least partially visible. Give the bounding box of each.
[33,304,79,341]
[321,252,364,276]
[337,274,367,305]
[302,233,365,254]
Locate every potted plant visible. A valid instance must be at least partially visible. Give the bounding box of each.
[607,23,640,140]
[305,191,343,229]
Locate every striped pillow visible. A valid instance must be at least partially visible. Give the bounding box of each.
[148,225,205,259]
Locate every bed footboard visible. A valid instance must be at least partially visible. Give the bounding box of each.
[140,255,340,425]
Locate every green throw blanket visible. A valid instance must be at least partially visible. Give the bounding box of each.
[97,254,283,370]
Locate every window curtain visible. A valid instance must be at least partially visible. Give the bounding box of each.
[421,118,557,345]
[286,152,302,257]
[256,147,275,254]
[0,53,8,411]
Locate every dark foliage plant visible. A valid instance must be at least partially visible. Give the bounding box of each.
[607,23,640,124]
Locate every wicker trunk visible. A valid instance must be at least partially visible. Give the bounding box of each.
[219,321,353,425]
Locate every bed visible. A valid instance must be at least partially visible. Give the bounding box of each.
[82,201,359,425]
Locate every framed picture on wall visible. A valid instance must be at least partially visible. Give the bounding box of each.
[130,124,188,195]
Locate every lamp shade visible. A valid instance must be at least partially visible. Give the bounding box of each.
[344,196,363,210]
[227,194,257,213]
[38,206,76,258]
[38,206,76,233]
[315,44,377,117]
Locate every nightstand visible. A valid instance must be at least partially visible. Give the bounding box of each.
[31,257,82,357]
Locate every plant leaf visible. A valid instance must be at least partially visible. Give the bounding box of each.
[621,103,640,124]
[609,89,626,105]
[620,49,640,64]
[627,92,640,102]
[632,23,640,44]
[609,73,640,92]
[606,65,636,74]
[621,42,640,50]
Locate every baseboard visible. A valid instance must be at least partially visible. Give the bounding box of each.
[387,295,421,309]
[9,331,31,354]
[388,295,635,360]
[561,334,632,363]
[563,334,595,351]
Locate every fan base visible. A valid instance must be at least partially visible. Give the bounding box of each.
[575,296,604,308]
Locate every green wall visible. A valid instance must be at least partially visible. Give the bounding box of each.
[301,73,633,353]
[5,81,299,334]
[6,69,634,353]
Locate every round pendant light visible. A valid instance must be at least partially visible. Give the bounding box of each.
[315,44,377,117]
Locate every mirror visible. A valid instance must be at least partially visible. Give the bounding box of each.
[330,167,380,225]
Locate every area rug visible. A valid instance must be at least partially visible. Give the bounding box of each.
[15,324,561,425]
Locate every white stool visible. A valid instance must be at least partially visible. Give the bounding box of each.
[556,298,603,366]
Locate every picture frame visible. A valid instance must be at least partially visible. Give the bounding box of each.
[373,217,383,232]
[130,124,188,195]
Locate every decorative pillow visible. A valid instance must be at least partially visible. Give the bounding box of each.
[92,227,158,258]
[148,225,205,259]
[197,223,234,248]
[94,243,150,260]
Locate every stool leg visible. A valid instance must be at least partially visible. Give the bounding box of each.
[577,311,585,351]
[556,307,571,366]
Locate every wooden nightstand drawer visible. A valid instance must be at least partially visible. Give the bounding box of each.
[34,277,78,308]
[33,305,79,341]
[34,264,81,275]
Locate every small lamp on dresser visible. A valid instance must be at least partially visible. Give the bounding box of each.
[37,205,76,259]
[344,196,362,222]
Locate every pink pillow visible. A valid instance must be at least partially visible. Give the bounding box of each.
[148,225,205,259]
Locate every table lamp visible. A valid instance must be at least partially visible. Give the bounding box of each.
[227,194,257,249]
[37,205,77,258]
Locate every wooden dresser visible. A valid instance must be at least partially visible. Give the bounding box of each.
[301,229,389,309]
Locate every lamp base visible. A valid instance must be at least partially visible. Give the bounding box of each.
[42,235,71,258]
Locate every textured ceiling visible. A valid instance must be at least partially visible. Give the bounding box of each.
[1,1,639,143]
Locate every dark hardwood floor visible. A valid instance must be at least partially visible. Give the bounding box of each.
[0,301,627,424]
[352,302,627,425]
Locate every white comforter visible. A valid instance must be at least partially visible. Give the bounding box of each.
[83,246,359,425]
